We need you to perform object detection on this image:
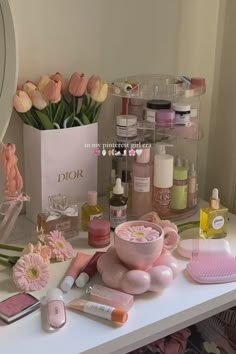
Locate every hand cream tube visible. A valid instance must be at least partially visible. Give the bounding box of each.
[75,252,105,288]
[68,299,128,324]
[60,252,92,292]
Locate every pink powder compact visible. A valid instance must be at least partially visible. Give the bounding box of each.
[117,225,160,243]
[88,219,111,248]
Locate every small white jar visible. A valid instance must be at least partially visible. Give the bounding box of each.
[172,103,191,126]
[116,115,137,138]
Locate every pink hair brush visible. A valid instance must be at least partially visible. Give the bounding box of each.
[186,239,236,284]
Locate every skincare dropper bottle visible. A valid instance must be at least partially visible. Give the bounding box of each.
[110,178,127,230]
[200,188,228,239]
[82,191,103,231]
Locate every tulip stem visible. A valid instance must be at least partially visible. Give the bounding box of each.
[49,104,53,122]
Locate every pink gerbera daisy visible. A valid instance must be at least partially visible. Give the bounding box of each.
[46,230,74,261]
[13,253,49,291]
[118,225,160,242]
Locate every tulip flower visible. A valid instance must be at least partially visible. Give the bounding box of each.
[50,72,65,92]
[68,72,88,97]
[29,90,48,110]
[13,90,32,113]
[87,75,101,94]
[43,79,61,103]
[38,75,51,93]
[91,81,108,103]
[23,81,37,95]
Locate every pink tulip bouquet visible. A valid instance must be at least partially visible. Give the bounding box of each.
[13,72,109,130]
[0,230,74,291]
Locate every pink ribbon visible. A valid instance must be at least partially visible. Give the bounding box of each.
[0,193,30,243]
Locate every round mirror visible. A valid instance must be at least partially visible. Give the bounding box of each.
[0,0,18,142]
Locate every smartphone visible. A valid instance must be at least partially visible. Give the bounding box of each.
[0,292,40,324]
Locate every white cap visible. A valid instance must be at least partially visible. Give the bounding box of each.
[172,103,191,112]
[75,272,89,288]
[60,276,74,292]
[116,115,137,126]
[113,178,124,194]
[212,188,219,200]
[189,162,196,177]
[47,288,64,302]
[87,191,97,206]
[154,154,174,188]
[155,143,173,155]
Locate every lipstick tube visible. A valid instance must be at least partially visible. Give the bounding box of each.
[75,252,105,288]
[67,299,128,324]
[60,252,91,292]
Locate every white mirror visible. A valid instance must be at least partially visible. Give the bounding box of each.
[0,0,17,142]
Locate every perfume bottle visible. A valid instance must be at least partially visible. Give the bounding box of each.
[131,148,153,217]
[82,191,103,231]
[121,170,132,210]
[200,188,228,239]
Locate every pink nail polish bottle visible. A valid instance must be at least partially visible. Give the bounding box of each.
[47,288,66,329]
[86,284,134,311]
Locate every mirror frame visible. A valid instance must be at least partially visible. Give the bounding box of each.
[0,0,18,142]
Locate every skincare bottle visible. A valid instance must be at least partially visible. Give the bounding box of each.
[187,162,197,208]
[122,170,132,210]
[107,169,116,201]
[82,191,103,231]
[171,164,188,210]
[200,188,228,239]
[110,178,127,230]
[153,144,173,216]
[131,148,153,217]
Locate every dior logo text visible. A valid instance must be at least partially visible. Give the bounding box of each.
[58,170,84,182]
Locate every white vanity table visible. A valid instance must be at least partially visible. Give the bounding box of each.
[1,209,236,354]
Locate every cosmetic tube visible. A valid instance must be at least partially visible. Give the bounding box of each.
[60,252,92,292]
[68,299,128,324]
[75,252,105,288]
[47,288,66,329]
[86,284,134,311]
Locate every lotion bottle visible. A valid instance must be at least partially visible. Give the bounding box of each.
[153,144,174,216]
[131,148,153,217]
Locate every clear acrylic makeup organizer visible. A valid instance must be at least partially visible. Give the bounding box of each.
[108,74,206,221]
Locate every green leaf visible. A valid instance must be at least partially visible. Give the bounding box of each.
[65,113,75,128]
[53,100,65,126]
[81,113,91,125]
[92,104,102,123]
[83,94,88,108]
[63,96,72,116]
[35,111,54,130]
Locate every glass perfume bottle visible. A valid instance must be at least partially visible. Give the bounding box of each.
[107,169,116,201]
[109,178,127,230]
[200,188,228,239]
[82,191,103,231]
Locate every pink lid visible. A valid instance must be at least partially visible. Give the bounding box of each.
[191,77,205,87]
[88,191,97,206]
[136,148,150,163]
[88,219,111,235]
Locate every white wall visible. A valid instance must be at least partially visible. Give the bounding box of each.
[1,0,223,206]
[206,0,236,211]
[1,0,181,199]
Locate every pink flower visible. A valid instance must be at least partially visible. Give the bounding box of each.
[22,242,51,264]
[29,90,48,110]
[13,254,49,291]
[46,230,74,261]
[128,149,136,157]
[23,81,37,95]
[158,219,178,232]
[13,90,32,113]
[87,75,101,94]
[38,75,51,92]
[43,79,61,102]
[90,81,108,103]
[50,72,66,92]
[118,225,160,242]
[140,211,161,224]
[68,72,88,97]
